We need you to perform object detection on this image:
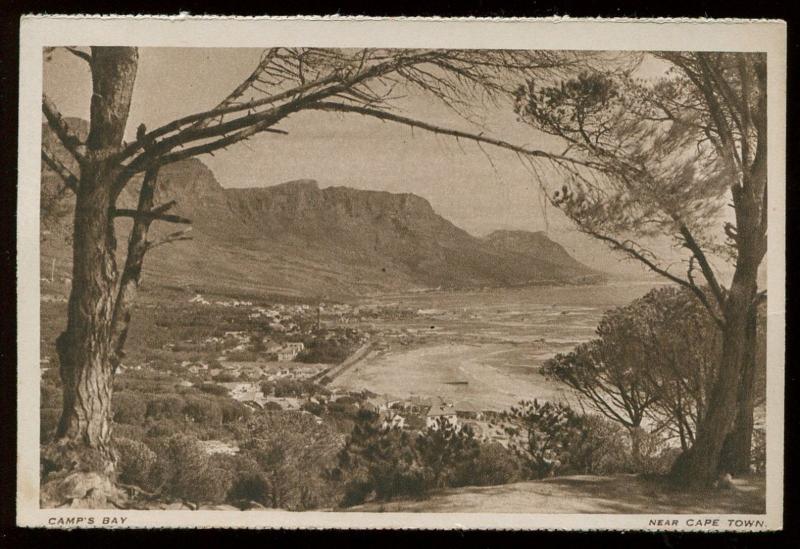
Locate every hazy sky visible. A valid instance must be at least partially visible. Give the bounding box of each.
[43,47,677,276]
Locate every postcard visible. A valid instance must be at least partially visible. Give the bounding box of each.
[17,15,786,530]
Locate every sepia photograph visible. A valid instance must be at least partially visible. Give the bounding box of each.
[17,16,786,530]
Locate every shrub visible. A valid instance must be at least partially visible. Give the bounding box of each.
[501,399,586,478]
[41,384,62,408]
[228,471,270,506]
[212,372,237,383]
[41,408,61,444]
[337,410,430,506]
[219,400,251,423]
[115,437,158,490]
[183,396,223,427]
[567,415,632,475]
[198,383,229,397]
[631,428,675,475]
[237,412,343,510]
[225,350,259,362]
[416,419,480,489]
[150,433,233,506]
[112,391,147,425]
[146,393,186,420]
[456,442,521,486]
[113,423,147,442]
[301,401,325,416]
[146,418,186,439]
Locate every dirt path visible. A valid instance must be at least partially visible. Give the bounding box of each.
[351,474,766,514]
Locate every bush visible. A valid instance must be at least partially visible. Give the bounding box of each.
[337,411,431,506]
[456,442,521,486]
[568,415,632,475]
[112,391,147,425]
[212,372,237,383]
[219,400,251,423]
[236,412,343,510]
[183,396,223,427]
[198,383,229,397]
[502,399,586,478]
[113,422,147,442]
[146,418,185,439]
[115,437,158,490]
[150,433,233,506]
[228,471,270,506]
[41,408,61,444]
[225,350,259,362]
[41,384,62,408]
[146,393,186,420]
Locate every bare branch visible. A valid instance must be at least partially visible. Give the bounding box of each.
[678,224,726,307]
[584,227,724,327]
[42,94,86,162]
[308,101,599,169]
[147,228,194,250]
[151,200,177,215]
[112,209,191,225]
[41,146,78,193]
[150,126,288,169]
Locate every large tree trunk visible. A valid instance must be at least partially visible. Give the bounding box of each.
[719,305,758,475]
[671,181,765,487]
[44,48,138,492]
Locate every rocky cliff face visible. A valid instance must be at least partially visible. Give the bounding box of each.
[41,121,600,297]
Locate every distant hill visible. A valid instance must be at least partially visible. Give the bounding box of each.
[41,120,602,298]
[483,229,600,279]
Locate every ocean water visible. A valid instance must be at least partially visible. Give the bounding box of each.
[333,282,662,410]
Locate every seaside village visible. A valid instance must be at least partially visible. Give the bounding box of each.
[41,290,512,456]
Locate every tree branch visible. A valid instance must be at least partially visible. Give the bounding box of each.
[584,227,725,327]
[42,94,86,162]
[112,209,191,224]
[307,101,598,169]
[147,228,193,251]
[678,224,726,307]
[41,146,78,193]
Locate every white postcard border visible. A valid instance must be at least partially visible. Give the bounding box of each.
[17,15,787,531]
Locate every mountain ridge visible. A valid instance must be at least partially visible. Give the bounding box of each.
[41,121,604,298]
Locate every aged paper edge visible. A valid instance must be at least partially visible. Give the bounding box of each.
[17,15,787,531]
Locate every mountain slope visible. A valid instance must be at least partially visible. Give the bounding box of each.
[41,121,600,298]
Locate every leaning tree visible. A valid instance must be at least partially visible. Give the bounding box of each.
[514,52,767,486]
[40,46,591,504]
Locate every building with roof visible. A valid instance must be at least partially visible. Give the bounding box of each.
[425,403,458,429]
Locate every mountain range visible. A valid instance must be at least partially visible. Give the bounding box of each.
[41,120,602,298]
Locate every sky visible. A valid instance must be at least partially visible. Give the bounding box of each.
[42,47,681,277]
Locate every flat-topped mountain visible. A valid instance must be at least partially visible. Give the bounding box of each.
[41,121,602,297]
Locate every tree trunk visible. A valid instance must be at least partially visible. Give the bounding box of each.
[670,178,765,487]
[719,304,758,475]
[47,48,138,481]
[110,167,160,373]
[53,171,118,470]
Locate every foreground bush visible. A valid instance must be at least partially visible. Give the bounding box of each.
[115,437,158,491]
[112,391,147,425]
[149,433,232,506]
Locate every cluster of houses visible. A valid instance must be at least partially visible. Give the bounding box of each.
[198,331,306,363]
[182,357,326,383]
[189,294,253,308]
[364,395,485,433]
